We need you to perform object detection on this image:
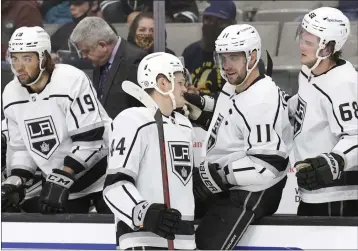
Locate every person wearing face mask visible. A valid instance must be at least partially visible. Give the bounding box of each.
[127,12,176,55]
[182,1,237,96]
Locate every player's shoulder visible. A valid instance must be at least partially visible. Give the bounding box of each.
[113,107,155,128]
[314,59,357,94]
[2,78,28,108]
[53,64,91,86]
[173,112,193,130]
[239,74,280,107]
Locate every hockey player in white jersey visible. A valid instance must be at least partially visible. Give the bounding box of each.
[103,52,196,250]
[193,24,292,250]
[1,26,112,214]
[291,7,358,216]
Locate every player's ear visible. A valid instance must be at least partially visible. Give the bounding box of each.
[156,74,168,92]
[248,50,257,69]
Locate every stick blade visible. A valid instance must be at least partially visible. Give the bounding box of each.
[122,80,157,114]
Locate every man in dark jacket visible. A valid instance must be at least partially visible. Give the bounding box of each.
[70,16,148,119]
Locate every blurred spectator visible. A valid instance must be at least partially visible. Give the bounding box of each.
[127,12,176,55]
[70,17,148,119]
[100,0,126,23]
[39,0,72,25]
[182,1,236,95]
[107,0,199,23]
[50,0,102,53]
[1,0,43,60]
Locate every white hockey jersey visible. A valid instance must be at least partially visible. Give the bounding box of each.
[103,107,195,250]
[202,75,293,192]
[2,64,111,199]
[291,59,358,203]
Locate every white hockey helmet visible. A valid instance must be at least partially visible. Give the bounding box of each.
[297,7,350,71]
[214,24,261,88]
[7,26,51,86]
[137,52,185,109]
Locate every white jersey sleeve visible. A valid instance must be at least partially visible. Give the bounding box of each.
[315,77,358,171]
[226,96,290,186]
[103,109,147,230]
[63,72,108,174]
[3,111,37,180]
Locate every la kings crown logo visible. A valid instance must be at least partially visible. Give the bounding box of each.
[24,116,59,159]
[168,141,192,186]
[294,95,307,138]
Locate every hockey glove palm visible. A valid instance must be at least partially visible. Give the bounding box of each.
[39,169,75,214]
[132,202,182,240]
[295,152,344,190]
[1,176,25,212]
[193,161,228,201]
[184,93,215,120]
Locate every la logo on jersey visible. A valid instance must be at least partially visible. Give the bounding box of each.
[24,116,60,159]
[168,141,192,186]
[207,114,224,153]
[294,95,307,138]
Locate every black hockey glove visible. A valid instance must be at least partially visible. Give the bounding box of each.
[295,152,345,190]
[1,176,26,212]
[1,132,7,173]
[193,161,228,201]
[39,169,75,214]
[132,201,182,240]
[184,93,215,130]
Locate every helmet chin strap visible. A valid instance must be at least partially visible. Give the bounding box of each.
[234,52,259,94]
[169,92,177,110]
[12,56,46,87]
[308,43,331,76]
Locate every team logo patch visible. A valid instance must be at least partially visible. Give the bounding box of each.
[168,141,192,186]
[24,116,59,159]
[206,113,224,153]
[294,95,307,138]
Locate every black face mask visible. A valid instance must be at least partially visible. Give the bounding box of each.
[201,24,226,52]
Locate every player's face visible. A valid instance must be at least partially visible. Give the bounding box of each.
[77,42,107,66]
[298,30,320,68]
[173,72,187,108]
[10,52,41,85]
[218,52,247,85]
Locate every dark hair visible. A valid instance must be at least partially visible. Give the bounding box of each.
[127,12,168,49]
[326,41,342,62]
[42,51,56,74]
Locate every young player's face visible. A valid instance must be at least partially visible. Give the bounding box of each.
[172,72,187,108]
[218,52,247,85]
[298,30,320,68]
[76,42,108,66]
[10,52,41,85]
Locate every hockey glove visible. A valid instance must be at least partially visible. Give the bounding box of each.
[193,161,228,201]
[39,169,75,214]
[184,93,215,120]
[132,201,182,240]
[295,152,345,190]
[1,176,26,212]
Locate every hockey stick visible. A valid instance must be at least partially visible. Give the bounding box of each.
[122,81,174,250]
